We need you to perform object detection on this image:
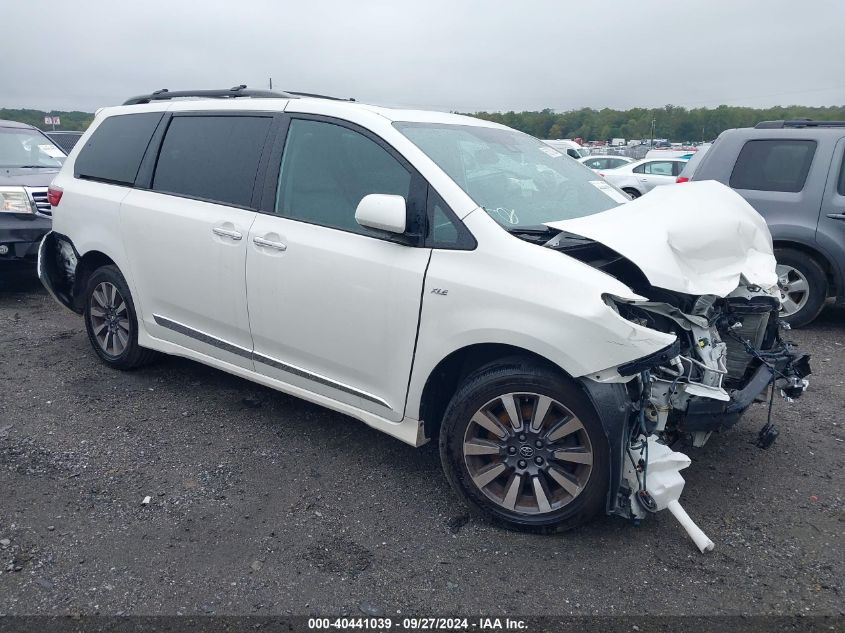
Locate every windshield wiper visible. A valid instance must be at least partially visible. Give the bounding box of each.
[504,225,561,244]
[504,224,556,235]
[545,230,596,248]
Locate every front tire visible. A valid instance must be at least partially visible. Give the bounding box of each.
[775,248,827,328]
[622,187,641,199]
[83,265,156,369]
[439,358,609,533]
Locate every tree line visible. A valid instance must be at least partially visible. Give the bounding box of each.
[0,108,95,131]
[3,103,845,142]
[465,104,845,142]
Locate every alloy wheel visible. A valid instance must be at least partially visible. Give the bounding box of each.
[89,281,130,356]
[776,264,810,317]
[463,393,593,515]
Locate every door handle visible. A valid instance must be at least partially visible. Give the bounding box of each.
[212,227,243,240]
[826,213,845,220]
[253,236,287,251]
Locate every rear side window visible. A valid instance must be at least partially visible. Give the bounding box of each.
[634,161,675,176]
[153,115,272,208]
[75,112,163,185]
[729,140,816,193]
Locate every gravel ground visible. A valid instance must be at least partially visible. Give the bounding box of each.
[0,276,842,617]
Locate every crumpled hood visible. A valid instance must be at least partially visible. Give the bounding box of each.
[546,180,778,297]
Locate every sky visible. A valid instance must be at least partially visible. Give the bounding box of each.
[2,0,844,114]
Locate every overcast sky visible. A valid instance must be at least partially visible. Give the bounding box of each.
[3,0,844,113]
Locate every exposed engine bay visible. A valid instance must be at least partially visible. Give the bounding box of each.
[510,220,811,551]
[542,229,811,444]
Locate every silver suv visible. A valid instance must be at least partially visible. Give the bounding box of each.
[690,120,845,327]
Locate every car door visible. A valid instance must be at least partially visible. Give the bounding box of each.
[121,113,275,370]
[634,160,678,192]
[817,136,845,291]
[245,116,431,420]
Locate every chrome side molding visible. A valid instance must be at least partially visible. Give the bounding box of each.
[152,314,390,408]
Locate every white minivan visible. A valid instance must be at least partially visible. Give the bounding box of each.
[39,87,809,537]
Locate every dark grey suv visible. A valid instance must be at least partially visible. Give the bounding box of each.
[691,120,845,327]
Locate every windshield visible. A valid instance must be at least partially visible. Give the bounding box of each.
[0,127,65,168]
[394,122,625,227]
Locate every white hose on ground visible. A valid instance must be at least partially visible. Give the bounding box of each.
[667,499,715,553]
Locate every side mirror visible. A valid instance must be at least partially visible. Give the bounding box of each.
[355,194,406,234]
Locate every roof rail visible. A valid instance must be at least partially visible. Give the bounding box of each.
[122,85,294,105]
[286,91,355,102]
[123,84,354,106]
[755,119,845,129]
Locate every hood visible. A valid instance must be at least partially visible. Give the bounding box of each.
[0,167,61,187]
[545,180,777,297]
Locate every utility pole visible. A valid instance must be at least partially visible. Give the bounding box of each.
[269,77,273,90]
[650,117,656,146]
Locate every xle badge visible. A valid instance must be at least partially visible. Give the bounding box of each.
[431,288,448,296]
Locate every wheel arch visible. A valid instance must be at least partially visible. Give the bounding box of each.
[426,343,633,522]
[417,343,572,440]
[71,250,120,311]
[39,233,122,315]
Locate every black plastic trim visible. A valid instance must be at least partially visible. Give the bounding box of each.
[617,340,681,377]
[579,379,633,516]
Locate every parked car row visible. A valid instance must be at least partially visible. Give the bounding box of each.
[596,157,688,198]
[45,130,84,153]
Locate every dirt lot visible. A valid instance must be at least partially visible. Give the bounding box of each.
[1,276,842,617]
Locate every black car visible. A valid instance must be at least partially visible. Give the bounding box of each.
[45,130,84,154]
[0,120,64,271]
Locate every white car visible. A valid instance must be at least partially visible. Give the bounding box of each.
[599,157,688,198]
[39,87,808,540]
[541,139,589,159]
[578,154,634,171]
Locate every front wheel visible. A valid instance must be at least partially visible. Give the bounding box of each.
[622,187,641,199]
[439,358,609,533]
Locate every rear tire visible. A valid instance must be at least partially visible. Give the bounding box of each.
[774,248,827,328]
[439,357,609,533]
[83,265,157,369]
[622,187,641,199]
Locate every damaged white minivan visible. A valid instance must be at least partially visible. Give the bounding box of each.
[39,87,810,547]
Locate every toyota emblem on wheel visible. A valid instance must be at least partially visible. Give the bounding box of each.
[519,445,535,458]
